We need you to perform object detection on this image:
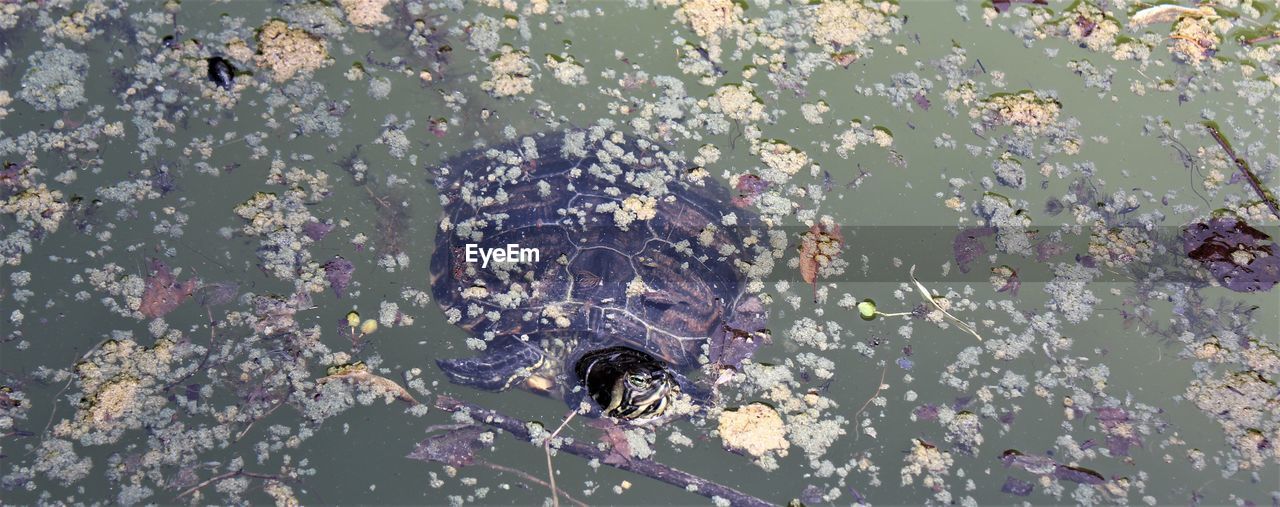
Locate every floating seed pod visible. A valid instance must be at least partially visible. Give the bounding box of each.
[857,299,877,320]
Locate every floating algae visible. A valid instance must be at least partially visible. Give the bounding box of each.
[0,0,1277,505]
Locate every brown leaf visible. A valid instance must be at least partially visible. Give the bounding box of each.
[587,418,633,466]
[1129,4,1211,27]
[318,369,419,405]
[797,223,844,291]
[831,51,858,68]
[139,258,199,318]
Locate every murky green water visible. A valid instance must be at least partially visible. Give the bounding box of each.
[2,0,1279,505]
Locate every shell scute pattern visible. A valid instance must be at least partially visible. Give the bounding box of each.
[430,132,765,377]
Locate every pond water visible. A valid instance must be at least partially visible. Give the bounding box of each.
[1,0,1278,505]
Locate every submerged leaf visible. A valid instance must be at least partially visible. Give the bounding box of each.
[302,220,335,241]
[1001,476,1034,496]
[1000,449,1056,475]
[732,174,770,208]
[953,227,995,274]
[195,281,239,308]
[1053,464,1105,485]
[139,258,200,318]
[991,0,1047,13]
[1182,217,1279,293]
[1001,449,1107,485]
[323,256,356,298]
[407,426,488,467]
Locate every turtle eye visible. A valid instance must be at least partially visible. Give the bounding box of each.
[627,373,649,388]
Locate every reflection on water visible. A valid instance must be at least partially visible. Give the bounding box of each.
[1,0,1278,505]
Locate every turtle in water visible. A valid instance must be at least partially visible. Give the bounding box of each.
[206,56,236,91]
[430,131,769,423]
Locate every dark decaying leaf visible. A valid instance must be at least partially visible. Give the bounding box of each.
[1001,476,1034,496]
[1000,449,1057,475]
[252,294,303,336]
[195,281,239,307]
[993,265,1020,296]
[800,484,824,504]
[1034,239,1068,261]
[913,404,939,421]
[913,91,931,110]
[407,426,488,467]
[1053,464,1105,485]
[1001,449,1107,485]
[996,273,1020,296]
[709,297,769,369]
[1044,197,1064,216]
[732,174,770,208]
[992,0,1047,13]
[428,117,449,138]
[139,258,200,318]
[1182,217,1280,293]
[322,256,355,298]
[302,220,335,241]
[953,227,995,273]
[1095,406,1140,456]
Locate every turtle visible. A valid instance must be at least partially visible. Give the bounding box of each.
[206,56,236,91]
[429,131,769,424]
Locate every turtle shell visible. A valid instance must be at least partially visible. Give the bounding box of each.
[429,132,768,374]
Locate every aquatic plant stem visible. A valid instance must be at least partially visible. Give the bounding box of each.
[1242,31,1280,45]
[475,459,588,507]
[909,265,984,342]
[173,470,290,501]
[875,311,913,318]
[1203,122,1280,220]
[853,364,888,442]
[432,395,773,507]
[234,400,284,442]
[543,410,578,507]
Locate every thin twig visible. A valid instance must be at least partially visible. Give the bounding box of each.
[431,395,773,507]
[1203,121,1280,220]
[543,410,578,507]
[173,470,286,501]
[854,365,889,442]
[1242,31,1280,45]
[365,186,392,209]
[476,459,588,507]
[234,400,284,442]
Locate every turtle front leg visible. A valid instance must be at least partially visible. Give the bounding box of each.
[436,336,545,391]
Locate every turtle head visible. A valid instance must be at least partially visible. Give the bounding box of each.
[574,346,677,422]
